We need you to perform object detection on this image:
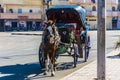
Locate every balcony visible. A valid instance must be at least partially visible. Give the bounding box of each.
[3,0,41,5]
[87,11,120,17]
[0,13,42,19]
[106,11,119,17]
[87,11,97,17]
[69,0,96,4]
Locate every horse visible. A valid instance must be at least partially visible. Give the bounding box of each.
[43,25,60,76]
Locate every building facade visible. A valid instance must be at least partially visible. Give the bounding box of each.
[0,0,43,31]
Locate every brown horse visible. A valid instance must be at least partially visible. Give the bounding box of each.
[43,24,60,76]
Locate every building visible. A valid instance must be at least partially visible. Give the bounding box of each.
[0,0,119,31]
[106,0,118,30]
[0,0,43,31]
[50,0,119,30]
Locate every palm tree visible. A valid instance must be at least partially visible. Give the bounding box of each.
[115,38,120,56]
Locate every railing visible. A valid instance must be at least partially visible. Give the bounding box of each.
[1,11,119,19]
[87,11,120,17]
[106,11,119,16]
[0,13,42,19]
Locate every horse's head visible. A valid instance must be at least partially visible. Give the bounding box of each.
[44,25,61,47]
[44,27,55,44]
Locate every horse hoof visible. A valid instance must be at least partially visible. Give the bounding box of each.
[43,72,47,75]
[51,73,55,77]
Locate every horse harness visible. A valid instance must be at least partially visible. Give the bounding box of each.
[44,25,60,48]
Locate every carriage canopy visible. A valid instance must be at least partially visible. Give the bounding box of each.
[46,5,87,28]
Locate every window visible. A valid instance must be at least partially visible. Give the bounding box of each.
[92,6,96,11]
[0,4,4,13]
[18,8,22,13]
[29,9,33,13]
[112,6,115,11]
[91,0,96,3]
[0,8,4,13]
[9,9,13,13]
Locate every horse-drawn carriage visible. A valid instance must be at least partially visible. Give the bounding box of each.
[39,5,91,76]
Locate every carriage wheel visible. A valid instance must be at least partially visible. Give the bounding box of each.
[39,43,45,68]
[66,43,73,55]
[67,42,77,67]
[84,35,90,62]
[73,43,78,67]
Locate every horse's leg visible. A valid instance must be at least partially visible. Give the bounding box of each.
[44,52,49,75]
[50,50,55,76]
[54,49,57,71]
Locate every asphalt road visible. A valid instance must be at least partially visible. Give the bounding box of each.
[0,31,120,80]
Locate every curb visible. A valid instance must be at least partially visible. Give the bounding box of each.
[11,33,42,36]
[11,31,43,36]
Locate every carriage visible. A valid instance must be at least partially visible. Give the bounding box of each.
[39,5,91,69]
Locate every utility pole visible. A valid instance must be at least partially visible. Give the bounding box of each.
[97,0,106,80]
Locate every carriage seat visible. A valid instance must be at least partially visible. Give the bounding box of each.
[58,27,75,44]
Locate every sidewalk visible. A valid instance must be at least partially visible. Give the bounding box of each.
[60,49,120,80]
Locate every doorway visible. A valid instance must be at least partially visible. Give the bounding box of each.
[0,19,4,31]
[27,21,32,30]
[12,21,18,31]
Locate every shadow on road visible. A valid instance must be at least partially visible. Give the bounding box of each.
[107,55,120,59]
[56,60,85,71]
[0,63,44,80]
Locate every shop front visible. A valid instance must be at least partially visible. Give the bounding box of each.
[0,13,42,31]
